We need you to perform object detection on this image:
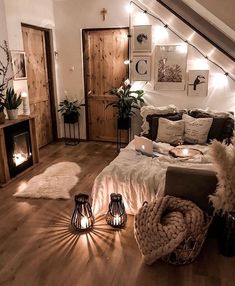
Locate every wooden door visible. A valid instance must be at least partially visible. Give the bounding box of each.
[22,26,53,148]
[83,28,129,142]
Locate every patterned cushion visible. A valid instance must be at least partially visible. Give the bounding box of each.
[183,114,213,144]
[146,112,183,141]
[156,118,185,145]
[188,110,234,143]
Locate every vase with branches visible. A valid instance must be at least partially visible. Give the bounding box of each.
[0,41,14,123]
[209,136,235,256]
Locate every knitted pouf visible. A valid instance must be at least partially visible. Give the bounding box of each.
[134,195,206,265]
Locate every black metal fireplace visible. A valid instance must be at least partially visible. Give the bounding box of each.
[4,120,33,178]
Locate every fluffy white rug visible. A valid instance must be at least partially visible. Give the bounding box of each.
[14,162,81,200]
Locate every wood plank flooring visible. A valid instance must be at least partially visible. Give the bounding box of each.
[0,141,234,286]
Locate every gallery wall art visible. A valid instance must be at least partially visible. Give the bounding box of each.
[132,55,151,81]
[154,45,187,90]
[11,51,27,80]
[133,25,152,52]
[187,70,209,96]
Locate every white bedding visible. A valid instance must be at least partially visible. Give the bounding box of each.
[91,141,214,215]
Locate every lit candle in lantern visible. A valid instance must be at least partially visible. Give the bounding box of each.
[114,215,121,226]
[71,194,94,233]
[106,193,127,228]
[81,216,89,229]
[21,92,28,115]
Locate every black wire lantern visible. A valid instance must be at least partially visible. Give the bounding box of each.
[106,193,127,228]
[71,193,94,232]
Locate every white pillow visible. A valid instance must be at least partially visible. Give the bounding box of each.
[156,118,185,145]
[183,114,213,144]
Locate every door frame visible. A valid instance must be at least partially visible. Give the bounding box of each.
[82,27,130,141]
[21,23,58,141]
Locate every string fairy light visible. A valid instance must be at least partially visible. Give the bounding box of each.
[129,1,235,82]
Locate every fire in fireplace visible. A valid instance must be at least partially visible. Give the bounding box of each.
[13,131,32,167]
[4,121,33,178]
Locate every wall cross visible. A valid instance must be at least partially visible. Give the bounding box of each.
[101,8,107,21]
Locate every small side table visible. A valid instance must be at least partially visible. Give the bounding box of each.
[117,118,131,152]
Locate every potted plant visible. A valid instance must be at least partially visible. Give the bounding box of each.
[209,138,235,257]
[0,41,14,124]
[106,79,144,130]
[58,99,85,124]
[4,87,22,119]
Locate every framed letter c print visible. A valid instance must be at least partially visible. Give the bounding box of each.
[132,56,151,81]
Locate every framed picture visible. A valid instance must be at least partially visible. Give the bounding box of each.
[132,56,151,81]
[188,70,209,96]
[133,25,152,52]
[11,51,27,80]
[154,45,188,90]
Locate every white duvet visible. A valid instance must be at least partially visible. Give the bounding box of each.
[91,141,214,215]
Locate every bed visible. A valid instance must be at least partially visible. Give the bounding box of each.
[91,106,234,215]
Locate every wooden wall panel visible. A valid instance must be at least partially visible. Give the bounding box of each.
[84,28,129,142]
[22,26,53,148]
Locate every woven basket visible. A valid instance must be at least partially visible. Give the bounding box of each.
[162,213,213,265]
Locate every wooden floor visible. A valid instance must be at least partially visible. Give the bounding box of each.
[0,141,234,286]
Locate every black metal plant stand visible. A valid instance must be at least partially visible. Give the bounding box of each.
[117,117,131,152]
[64,121,80,146]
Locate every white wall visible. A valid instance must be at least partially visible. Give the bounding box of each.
[0,0,13,95]
[54,0,235,139]
[0,0,8,44]
[53,0,130,139]
[4,0,57,116]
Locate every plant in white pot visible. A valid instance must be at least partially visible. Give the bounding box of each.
[209,136,235,256]
[4,87,22,120]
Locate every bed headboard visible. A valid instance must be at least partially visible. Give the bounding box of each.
[145,109,234,143]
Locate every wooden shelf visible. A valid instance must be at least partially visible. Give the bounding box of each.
[0,116,39,186]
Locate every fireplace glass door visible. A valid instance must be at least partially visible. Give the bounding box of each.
[13,131,32,167]
[4,121,33,178]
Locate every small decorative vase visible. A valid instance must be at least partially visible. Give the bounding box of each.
[218,211,235,257]
[7,109,18,120]
[0,111,6,124]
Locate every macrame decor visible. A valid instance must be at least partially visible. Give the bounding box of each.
[106,193,127,228]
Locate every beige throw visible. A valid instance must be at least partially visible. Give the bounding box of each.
[134,196,205,265]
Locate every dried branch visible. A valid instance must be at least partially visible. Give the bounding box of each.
[0,40,13,100]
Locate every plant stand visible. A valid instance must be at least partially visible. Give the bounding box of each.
[64,121,80,146]
[117,117,131,152]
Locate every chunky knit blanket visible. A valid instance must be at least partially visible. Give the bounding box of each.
[134,196,205,265]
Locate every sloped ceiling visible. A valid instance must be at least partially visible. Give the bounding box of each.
[156,0,235,60]
[196,0,235,30]
[139,0,235,79]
